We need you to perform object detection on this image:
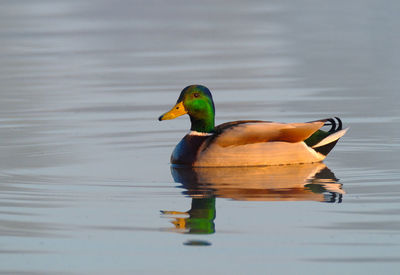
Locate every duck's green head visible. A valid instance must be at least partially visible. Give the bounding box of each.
[158,85,215,133]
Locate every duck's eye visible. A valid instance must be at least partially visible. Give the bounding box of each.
[193,93,200,98]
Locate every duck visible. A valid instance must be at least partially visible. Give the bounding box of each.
[158,85,348,167]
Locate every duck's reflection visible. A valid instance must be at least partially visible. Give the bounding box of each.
[162,163,344,235]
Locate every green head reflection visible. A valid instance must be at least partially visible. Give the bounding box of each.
[162,197,215,234]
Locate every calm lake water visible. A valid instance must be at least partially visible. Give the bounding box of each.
[1,0,400,274]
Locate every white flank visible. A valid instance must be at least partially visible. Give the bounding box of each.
[312,128,349,148]
[188,131,213,136]
[195,141,326,167]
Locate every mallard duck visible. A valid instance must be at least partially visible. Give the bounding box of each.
[158,85,348,167]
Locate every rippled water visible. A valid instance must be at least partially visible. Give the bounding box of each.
[1,0,400,274]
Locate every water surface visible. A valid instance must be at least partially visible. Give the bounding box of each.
[1,0,400,274]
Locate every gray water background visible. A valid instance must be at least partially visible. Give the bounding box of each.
[1,0,400,274]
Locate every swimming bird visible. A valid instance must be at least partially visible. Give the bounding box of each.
[158,85,348,167]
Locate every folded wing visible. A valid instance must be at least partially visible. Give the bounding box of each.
[213,121,324,147]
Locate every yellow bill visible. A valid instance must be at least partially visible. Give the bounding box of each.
[158,101,187,121]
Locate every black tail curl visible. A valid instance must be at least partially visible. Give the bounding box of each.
[324,117,343,133]
[312,117,344,156]
[310,117,343,133]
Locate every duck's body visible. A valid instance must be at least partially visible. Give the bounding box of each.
[159,85,348,167]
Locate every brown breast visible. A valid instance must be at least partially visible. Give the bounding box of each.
[171,134,210,166]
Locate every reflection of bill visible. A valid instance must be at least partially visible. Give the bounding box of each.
[161,163,344,235]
